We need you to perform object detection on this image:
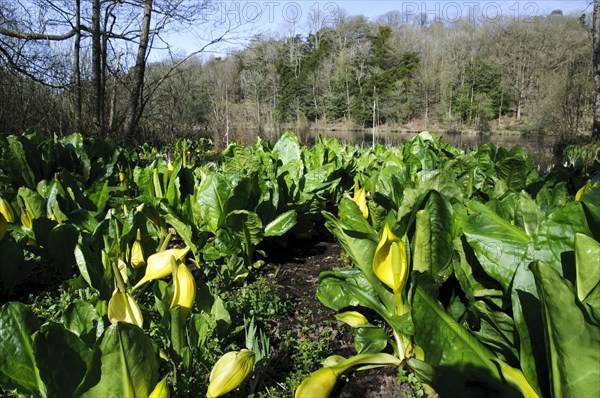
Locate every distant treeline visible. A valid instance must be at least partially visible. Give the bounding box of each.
[0,6,592,146]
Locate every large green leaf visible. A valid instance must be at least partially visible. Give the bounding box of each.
[264,210,297,237]
[62,300,103,346]
[18,187,46,220]
[575,233,600,324]
[494,146,537,192]
[3,135,43,189]
[87,181,110,213]
[354,326,388,354]
[225,210,264,246]
[74,244,112,299]
[514,191,546,236]
[196,173,233,232]
[412,281,520,397]
[510,201,596,395]
[317,268,364,310]
[317,268,408,335]
[59,133,91,183]
[424,191,455,279]
[165,157,182,207]
[33,323,93,397]
[322,199,394,311]
[79,323,159,398]
[463,200,530,290]
[273,132,301,165]
[47,223,79,275]
[530,261,600,398]
[0,302,41,394]
[159,202,198,257]
[470,301,518,362]
[531,201,595,273]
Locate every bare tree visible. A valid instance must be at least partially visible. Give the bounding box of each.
[593,0,600,137]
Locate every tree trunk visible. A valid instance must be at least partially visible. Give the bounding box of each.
[124,0,153,138]
[108,53,122,132]
[593,0,600,138]
[73,0,82,132]
[91,0,103,133]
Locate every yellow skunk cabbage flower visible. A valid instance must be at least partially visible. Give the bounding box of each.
[0,213,7,240]
[108,290,144,328]
[167,161,174,178]
[207,349,255,398]
[149,376,170,398]
[0,197,15,223]
[130,230,145,268]
[132,247,189,290]
[353,183,369,219]
[373,224,408,293]
[295,367,340,398]
[118,171,126,183]
[20,209,33,230]
[170,262,196,321]
[335,311,369,328]
[575,179,600,201]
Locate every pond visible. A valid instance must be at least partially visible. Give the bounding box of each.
[306,129,558,169]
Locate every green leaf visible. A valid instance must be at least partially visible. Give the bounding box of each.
[317,268,406,334]
[196,173,233,232]
[159,202,198,257]
[317,268,362,310]
[463,200,530,290]
[424,191,455,279]
[18,187,46,220]
[74,244,112,300]
[412,281,520,397]
[264,210,297,237]
[47,223,79,275]
[0,238,27,292]
[470,301,518,362]
[530,262,600,398]
[322,199,391,300]
[494,146,537,192]
[530,201,595,273]
[3,135,43,189]
[62,300,103,345]
[33,323,93,397]
[79,323,159,398]
[354,326,388,354]
[0,302,41,394]
[225,210,264,246]
[273,132,301,165]
[575,230,600,324]
[211,296,231,330]
[87,180,110,213]
[514,191,545,236]
[165,157,182,207]
[412,209,431,273]
[575,233,600,304]
[510,201,597,395]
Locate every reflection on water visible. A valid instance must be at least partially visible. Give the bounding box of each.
[308,130,556,168]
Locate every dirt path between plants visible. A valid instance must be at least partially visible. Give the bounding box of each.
[262,240,417,397]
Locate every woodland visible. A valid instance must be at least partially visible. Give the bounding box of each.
[0,1,597,147]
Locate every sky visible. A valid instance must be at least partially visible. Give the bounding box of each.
[155,1,591,60]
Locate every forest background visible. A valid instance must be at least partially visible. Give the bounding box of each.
[0,0,596,148]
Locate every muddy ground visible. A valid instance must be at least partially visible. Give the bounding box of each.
[262,239,418,397]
